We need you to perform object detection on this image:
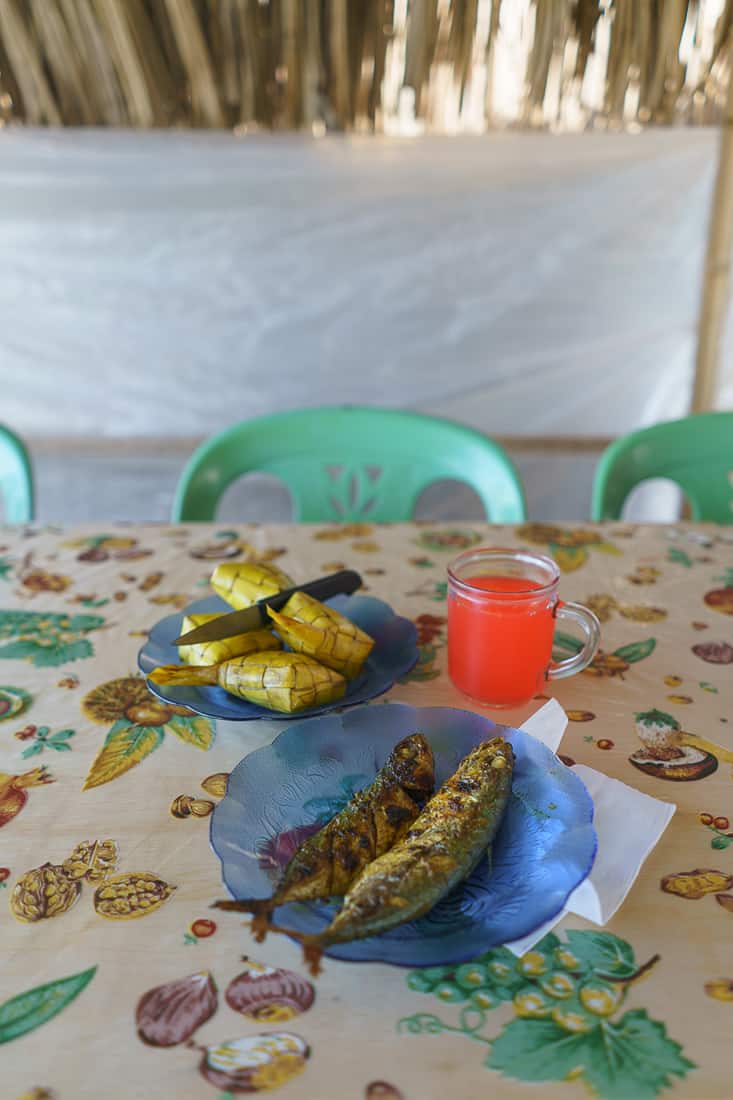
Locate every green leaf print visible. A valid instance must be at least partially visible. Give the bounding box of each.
[66,614,106,633]
[594,542,623,556]
[488,1011,694,1099]
[0,966,97,1044]
[487,1017,595,1082]
[166,715,215,751]
[20,742,44,759]
[563,931,637,979]
[0,638,93,667]
[667,547,692,568]
[0,611,104,667]
[0,641,41,661]
[582,1011,695,1099]
[34,638,94,666]
[613,638,656,664]
[553,632,584,658]
[83,720,164,790]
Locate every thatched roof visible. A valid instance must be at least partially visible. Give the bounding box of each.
[0,0,731,132]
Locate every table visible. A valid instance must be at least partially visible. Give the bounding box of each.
[2,520,732,1100]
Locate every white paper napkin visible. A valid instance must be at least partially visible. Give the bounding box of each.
[505,699,676,955]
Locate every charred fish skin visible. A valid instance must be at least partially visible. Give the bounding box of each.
[311,736,514,948]
[215,733,435,915]
[271,732,434,902]
[386,733,435,807]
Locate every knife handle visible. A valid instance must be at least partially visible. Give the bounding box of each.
[259,569,363,620]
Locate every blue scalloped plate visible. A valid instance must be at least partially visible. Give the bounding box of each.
[138,593,418,722]
[210,703,597,966]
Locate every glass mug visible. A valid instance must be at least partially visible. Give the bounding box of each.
[447,548,600,708]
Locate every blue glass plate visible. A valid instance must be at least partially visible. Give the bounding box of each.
[138,593,418,722]
[210,703,597,966]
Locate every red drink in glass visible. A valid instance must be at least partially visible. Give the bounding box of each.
[447,549,599,708]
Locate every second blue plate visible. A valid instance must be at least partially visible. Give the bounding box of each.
[138,593,418,721]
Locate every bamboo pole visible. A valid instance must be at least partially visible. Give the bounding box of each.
[94,0,155,126]
[0,0,62,124]
[163,0,224,127]
[692,65,733,411]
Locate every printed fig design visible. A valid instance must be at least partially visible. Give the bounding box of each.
[135,958,315,1092]
[136,971,218,1046]
[692,641,733,664]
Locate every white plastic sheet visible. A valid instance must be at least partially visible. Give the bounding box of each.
[0,127,727,441]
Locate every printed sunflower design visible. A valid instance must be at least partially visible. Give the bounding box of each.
[82,677,191,726]
[516,525,620,572]
[81,677,215,790]
[21,569,73,594]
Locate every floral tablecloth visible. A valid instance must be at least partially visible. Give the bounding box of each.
[2,521,732,1100]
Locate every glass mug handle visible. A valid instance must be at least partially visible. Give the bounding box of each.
[547,600,601,681]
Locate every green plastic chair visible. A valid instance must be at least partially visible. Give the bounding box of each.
[591,412,733,523]
[172,407,526,523]
[0,425,34,523]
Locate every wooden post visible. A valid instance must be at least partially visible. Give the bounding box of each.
[693,68,733,412]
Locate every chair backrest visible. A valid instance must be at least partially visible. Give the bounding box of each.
[173,407,526,523]
[591,412,733,523]
[0,425,34,523]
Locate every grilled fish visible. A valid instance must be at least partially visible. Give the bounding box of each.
[294,736,514,972]
[214,733,435,934]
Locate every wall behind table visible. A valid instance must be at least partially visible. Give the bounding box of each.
[0,128,724,520]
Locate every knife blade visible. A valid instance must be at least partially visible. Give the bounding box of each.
[172,569,363,645]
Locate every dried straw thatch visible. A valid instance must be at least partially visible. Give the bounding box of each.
[0,0,732,132]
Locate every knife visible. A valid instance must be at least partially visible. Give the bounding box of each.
[172,569,363,646]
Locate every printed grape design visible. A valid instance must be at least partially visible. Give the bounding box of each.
[399,933,693,1100]
[405,940,631,1036]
